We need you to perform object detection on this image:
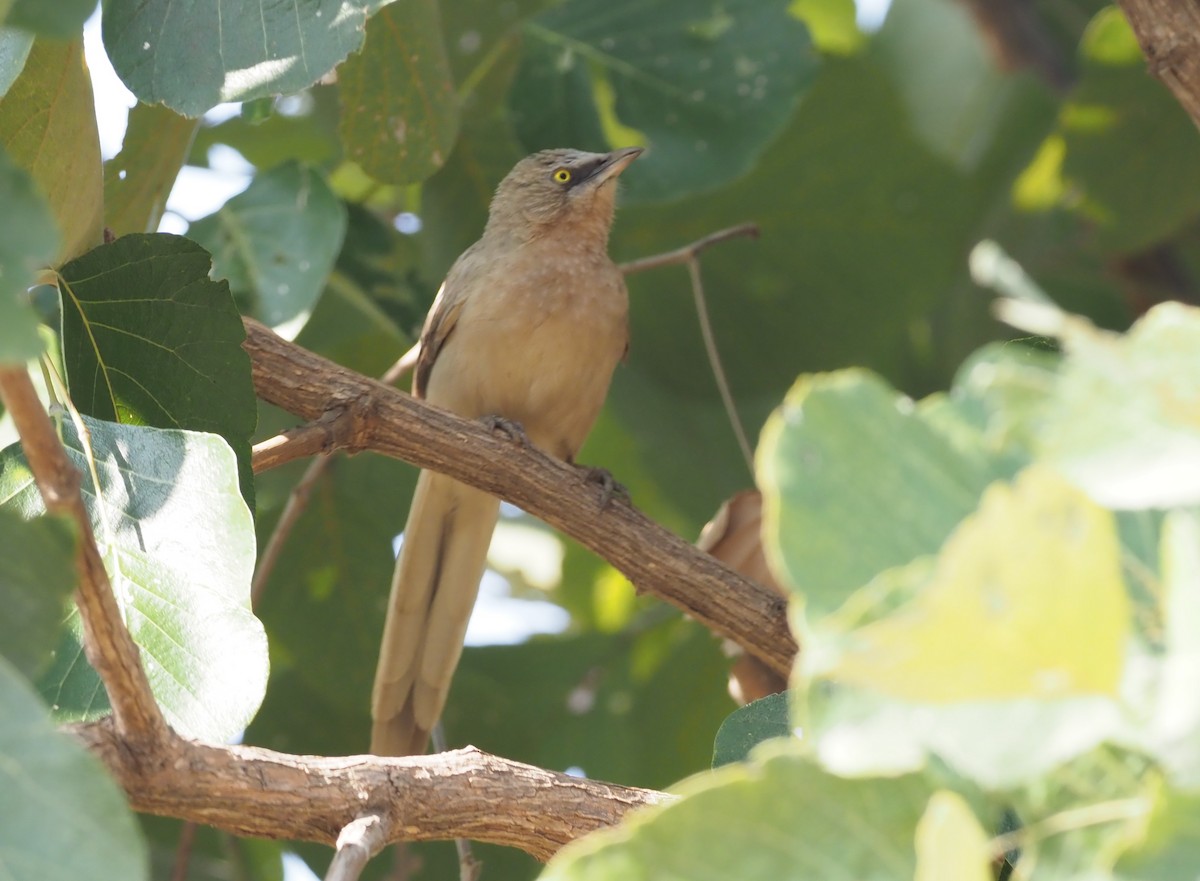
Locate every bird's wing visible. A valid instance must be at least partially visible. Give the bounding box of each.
[413,247,482,399]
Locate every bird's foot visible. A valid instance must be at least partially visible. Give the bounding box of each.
[482,415,528,445]
[578,465,630,509]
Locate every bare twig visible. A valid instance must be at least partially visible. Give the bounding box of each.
[326,814,390,881]
[617,222,758,274]
[251,453,330,606]
[170,821,198,881]
[241,320,797,677]
[685,256,755,476]
[73,718,669,863]
[0,367,166,750]
[250,340,420,603]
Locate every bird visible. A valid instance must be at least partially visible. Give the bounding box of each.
[370,146,643,756]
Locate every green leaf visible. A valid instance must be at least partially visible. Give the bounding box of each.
[799,468,1129,787]
[102,0,375,117]
[0,26,33,97]
[58,233,258,511]
[339,0,460,184]
[540,746,932,881]
[0,416,267,742]
[872,0,1040,172]
[104,104,200,237]
[818,468,1129,702]
[1042,7,1200,252]
[756,369,1012,617]
[511,0,820,203]
[0,147,58,363]
[5,0,93,38]
[0,510,75,679]
[189,162,347,336]
[0,38,102,264]
[712,693,790,767]
[1034,302,1200,510]
[0,656,148,881]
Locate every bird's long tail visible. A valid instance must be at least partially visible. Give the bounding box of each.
[371,470,499,755]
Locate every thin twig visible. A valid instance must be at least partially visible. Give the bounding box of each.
[250,343,418,603]
[326,814,390,881]
[686,255,755,476]
[251,454,330,606]
[617,222,759,275]
[0,367,166,749]
[170,821,198,881]
[432,723,483,881]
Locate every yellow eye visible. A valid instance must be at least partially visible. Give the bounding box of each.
[553,168,572,184]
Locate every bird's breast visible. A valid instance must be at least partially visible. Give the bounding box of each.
[425,252,629,460]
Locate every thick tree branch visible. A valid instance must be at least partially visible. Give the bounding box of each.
[1118,0,1200,129]
[73,718,667,863]
[241,319,797,678]
[0,367,166,751]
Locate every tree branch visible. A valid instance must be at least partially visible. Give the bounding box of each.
[0,367,167,751]
[1117,0,1200,130]
[241,319,797,678]
[73,718,667,863]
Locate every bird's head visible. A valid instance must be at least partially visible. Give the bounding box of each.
[486,147,643,243]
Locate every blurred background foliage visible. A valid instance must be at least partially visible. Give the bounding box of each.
[2,0,1200,878]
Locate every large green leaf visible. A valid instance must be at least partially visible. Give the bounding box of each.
[799,468,1130,788]
[4,0,93,37]
[0,656,148,881]
[104,103,200,237]
[756,369,1013,617]
[58,234,257,510]
[0,146,57,363]
[872,0,1033,172]
[189,161,347,337]
[0,510,75,680]
[102,0,375,117]
[339,0,459,184]
[0,38,102,264]
[511,0,819,203]
[0,416,267,742]
[541,746,932,881]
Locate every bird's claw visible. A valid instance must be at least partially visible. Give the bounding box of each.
[482,415,528,444]
[579,466,629,509]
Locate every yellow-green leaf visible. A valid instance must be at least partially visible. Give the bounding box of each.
[0,38,102,263]
[830,467,1128,701]
[915,791,992,881]
[103,103,198,236]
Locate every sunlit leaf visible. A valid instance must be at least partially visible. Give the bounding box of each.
[58,234,257,509]
[0,39,102,264]
[103,0,375,117]
[0,417,267,742]
[339,0,459,184]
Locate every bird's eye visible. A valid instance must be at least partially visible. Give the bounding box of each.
[553,168,572,184]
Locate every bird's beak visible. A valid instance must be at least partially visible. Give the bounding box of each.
[588,146,644,187]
